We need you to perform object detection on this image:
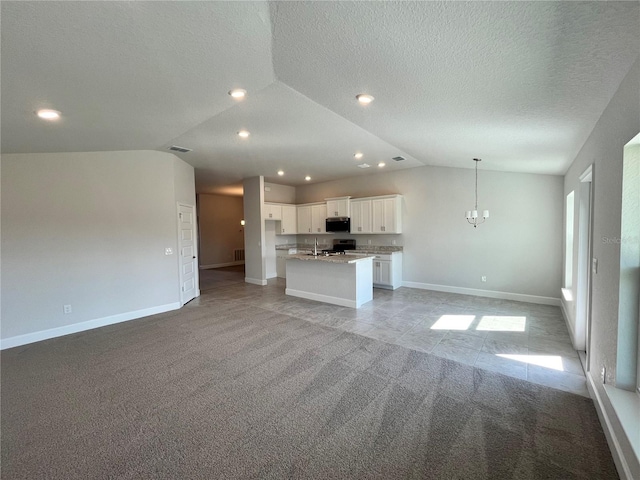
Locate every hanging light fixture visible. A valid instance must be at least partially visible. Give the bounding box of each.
[465,158,489,228]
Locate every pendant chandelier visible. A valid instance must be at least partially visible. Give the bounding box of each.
[465,158,489,228]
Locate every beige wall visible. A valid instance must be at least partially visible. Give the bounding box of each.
[198,194,244,268]
[296,165,563,300]
[1,150,195,343]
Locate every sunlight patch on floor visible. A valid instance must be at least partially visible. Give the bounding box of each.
[431,315,475,330]
[476,316,526,332]
[497,354,565,371]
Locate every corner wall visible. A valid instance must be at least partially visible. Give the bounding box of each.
[1,150,195,347]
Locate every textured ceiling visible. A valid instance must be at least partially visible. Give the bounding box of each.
[2,1,639,193]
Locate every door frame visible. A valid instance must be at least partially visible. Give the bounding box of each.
[576,165,593,364]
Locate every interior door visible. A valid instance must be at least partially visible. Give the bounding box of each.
[178,203,197,305]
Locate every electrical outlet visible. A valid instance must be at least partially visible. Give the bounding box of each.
[368,239,372,245]
[63,304,72,314]
[165,247,173,255]
[481,276,487,282]
[392,240,396,245]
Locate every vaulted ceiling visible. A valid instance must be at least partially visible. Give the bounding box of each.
[2,1,639,194]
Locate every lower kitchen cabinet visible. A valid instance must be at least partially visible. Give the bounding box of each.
[348,252,402,290]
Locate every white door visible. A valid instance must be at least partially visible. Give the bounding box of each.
[178,203,197,305]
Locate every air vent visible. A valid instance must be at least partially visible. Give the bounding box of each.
[357,163,370,169]
[392,156,405,162]
[169,145,192,153]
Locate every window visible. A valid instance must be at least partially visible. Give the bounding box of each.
[617,132,640,393]
[564,191,575,289]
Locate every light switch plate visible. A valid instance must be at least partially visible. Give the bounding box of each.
[165,247,173,255]
[592,258,598,274]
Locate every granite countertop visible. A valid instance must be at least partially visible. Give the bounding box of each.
[276,244,403,253]
[286,253,375,264]
[353,247,403,254]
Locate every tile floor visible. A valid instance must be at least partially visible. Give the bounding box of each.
[196,267,588,397]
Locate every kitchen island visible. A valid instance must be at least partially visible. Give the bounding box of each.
[285,253,374,308]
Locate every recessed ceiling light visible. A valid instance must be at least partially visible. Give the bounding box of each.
[356,94,374,105]
[237,130,250,138]
[229,89,247,99]
[305,176,311,181]
[36,109,61,120]
[354,152,363,159]
[378,162,386,168]
[277,170,284,176]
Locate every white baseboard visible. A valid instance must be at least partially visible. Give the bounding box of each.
[402,281,560,306]
[560,300,577,345]
[200,261,244,269]
[586,372,636,480]
[0,302,181,350]
[245,277,267,286]
[285,288,358,308]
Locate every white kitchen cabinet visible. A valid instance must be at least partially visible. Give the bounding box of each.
[311,204,327,233]
[347,251,402,289]
[297,205,312,234]
[325,196,350,218]
[264,203,282,221]
[372,252,403,289]
[371,195,402,234]
[350,199,372,234]
[280,205,297,235]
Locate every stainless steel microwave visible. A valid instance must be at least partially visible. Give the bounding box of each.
[325,217,350,232]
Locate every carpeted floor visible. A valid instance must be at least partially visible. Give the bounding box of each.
[1,284,617,479]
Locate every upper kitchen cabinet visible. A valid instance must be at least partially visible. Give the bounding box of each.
[371,195,402,234]
[280,205,297,235]
[264,203,282,221]
[297,203,328,234]
[311,204,327,234]
[297,205,312,233]
[350,199,372,234]
[325,196,350,218]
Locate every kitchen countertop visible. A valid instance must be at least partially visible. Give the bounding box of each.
[276,244,403,253]
[286,253,375,264]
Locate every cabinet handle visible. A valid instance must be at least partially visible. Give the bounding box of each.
[335,211,338,216]
[358,227,361,232]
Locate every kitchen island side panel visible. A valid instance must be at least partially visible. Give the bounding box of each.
[285,258,373,308]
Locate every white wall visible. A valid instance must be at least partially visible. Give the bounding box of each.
[1,150,195,345]
[243,176,266,285]
[264,182,296,204]
[198,194,244,268]
[562,59,640,478]
[296,165,563,301]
